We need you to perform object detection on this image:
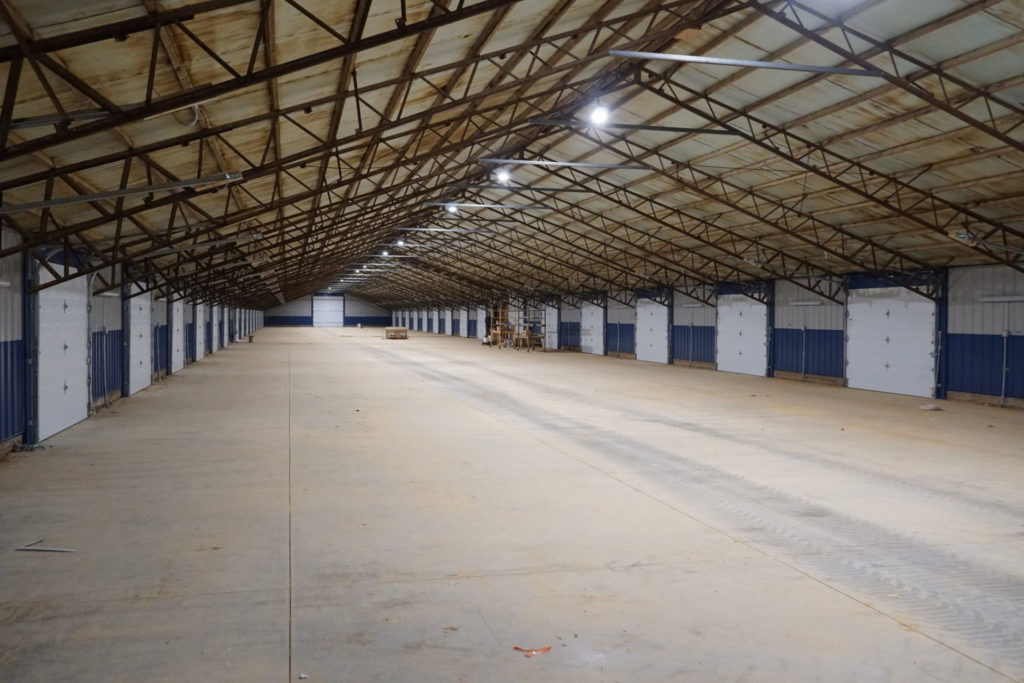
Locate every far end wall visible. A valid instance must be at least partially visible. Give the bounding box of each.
[265,294,389,327]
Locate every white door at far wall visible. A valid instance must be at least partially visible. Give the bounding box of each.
[313,296,345,327]
[128,288,152,395]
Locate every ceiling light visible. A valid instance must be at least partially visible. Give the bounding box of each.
[590,105,609,126]
[446,204,458,214]
[397,240,405,246]
[496,169,511,184]
[382,250,389,256]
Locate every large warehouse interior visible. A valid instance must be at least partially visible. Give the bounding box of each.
[1,0,1023,680]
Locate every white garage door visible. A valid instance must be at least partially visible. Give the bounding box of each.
[544,305,559,350]
[37,268,89,440]
[581,302,604,355]
[128,288,152,395]
[195,303,206,360]
[717,294,767,376]
[847,287,936,397]
[313,296,344,327]
[636,298,670,364]
[170,300,185,372]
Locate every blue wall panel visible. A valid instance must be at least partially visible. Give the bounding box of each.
[427,317,433,332]
[185,323,196,363]
[947,333,1024,398]
[205,321,212,353]
[773,328,844,378]
[91,330,124,401]
[0,339,25,442]
[343,315,391,327]
[671,325,715,362]
[467,319,477,338]
[452,318,460,336]
[438,318,446,334]
[559,321,581,348]
[153,324,168,373]
[265,315,313,326]
[605,323,635,354]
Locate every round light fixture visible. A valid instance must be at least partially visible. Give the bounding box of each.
[446,204,458,214]
[382,250,389,256]
[590,105,609,126]
[496,169,511,184]
[397,240,405,246]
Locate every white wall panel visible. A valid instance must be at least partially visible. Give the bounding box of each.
[459,308,469,337]
[267,296,311,318]
[443,308,453,334]
[345,295,388,317]
[774,279,844,331]
[636,299,670,364]
[313,296,345,327]
[949,265,1024,335]
[607,297,636,324]
[673,288,715,325]
[431,309,440,332]
[716,294,767,376]
[580,302,605,355]
[37,268,88,440]
[170,301,185,372]
[544,304,558,349]
[128,287,151,395]
[560,301,581,323]
[847,287,936,397]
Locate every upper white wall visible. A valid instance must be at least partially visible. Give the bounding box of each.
[674,289,715,326]
[267,295,312,317]
[949,265,1024,336]
[774,279,844,331]
[345,295,387,316]
[0,227,22,344]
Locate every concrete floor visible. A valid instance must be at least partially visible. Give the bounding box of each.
[1,327,1023,682]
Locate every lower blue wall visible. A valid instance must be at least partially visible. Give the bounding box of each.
[438,318,447,334]
[266,315,313,326]
[772,328,844,378]
[606,323,635,354]
[672,325,715,363]
[91,330,124,401]
[153,324,169,374]
[947,333,1024,398]
[452,318,460,336]
[427,318,434,332]
[185,323,196,363]
[0,339,25,442]
[345,316,391,327]
[205,321,212,353]
[559,321,581,348]
[467,319,478,338]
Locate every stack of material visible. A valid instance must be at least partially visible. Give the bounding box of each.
[385,327,408,340]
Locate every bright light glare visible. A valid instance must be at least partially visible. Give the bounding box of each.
[590,105,609,125]
[496,169,510,184]
[382,250,389,256]
[446,204,458,214]
[397,240,405,246]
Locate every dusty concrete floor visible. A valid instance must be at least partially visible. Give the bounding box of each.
[1,326,1023,682]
